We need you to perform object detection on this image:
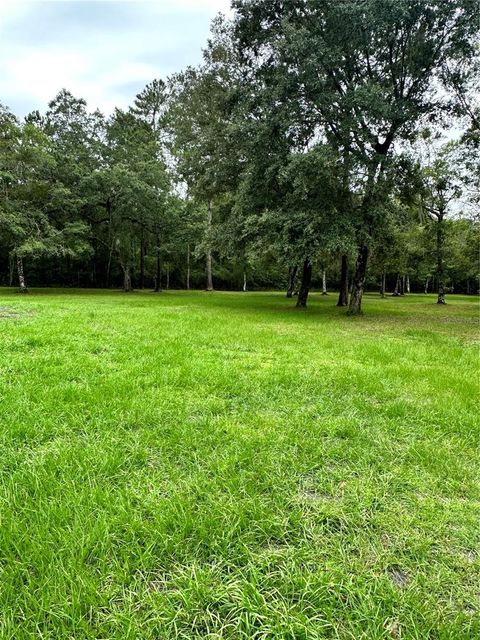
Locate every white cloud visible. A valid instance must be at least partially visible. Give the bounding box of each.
[0,0,232,116]
[0,0,29,21]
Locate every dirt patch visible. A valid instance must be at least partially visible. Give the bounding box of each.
[463,549,478,563]
[388,566,410,589]
[298,488,332,502]
[384,619,401,638]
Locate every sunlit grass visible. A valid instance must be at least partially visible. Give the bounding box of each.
[0,289,478,639]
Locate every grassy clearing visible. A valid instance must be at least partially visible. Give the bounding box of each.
[0,288,478,639]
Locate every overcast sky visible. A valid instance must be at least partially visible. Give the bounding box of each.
[0,0,231,118]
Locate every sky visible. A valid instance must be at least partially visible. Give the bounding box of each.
[0,0,231,118]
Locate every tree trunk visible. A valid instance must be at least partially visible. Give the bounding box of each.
[347,245,368,315]
[321,269,328,295]
[8,254,14,287]
[406,275,410,294]
[399,275,405,296]
[424,276,429,294]
[166,264,170,290]
[286,265,298,298]
[122,265,132,292]
[243,271,247,292]
[154,233,161,292]
[106,237,115,288]
[296,258,312,308]
[337,255,349,306]
[91,250,97,287]
[436,213,446,304]
[466,278,470,295]
[206,199,214,291]
[186,244,190,290]
[16,256,27,293]
[139,237,145,289]
[392,274,400,296]
[380,269,386,298]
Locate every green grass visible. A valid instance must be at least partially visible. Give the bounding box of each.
[0,288,478,639]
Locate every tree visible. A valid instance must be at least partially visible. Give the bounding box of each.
[419,143,463,304]
[42,90,105,285]
[132,79,167,135]
[232,0,480,313]
[168,16,242,291]
[0,105,90,291]
[234,141,348,307]
[84,107,171,291]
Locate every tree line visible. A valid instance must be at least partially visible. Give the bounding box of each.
[1,0,479,313]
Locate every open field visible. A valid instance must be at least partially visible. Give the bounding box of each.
[0,289,478,639]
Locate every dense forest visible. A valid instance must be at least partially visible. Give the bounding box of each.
[1,0,479,314]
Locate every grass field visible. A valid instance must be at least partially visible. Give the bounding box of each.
[0,288,478,639]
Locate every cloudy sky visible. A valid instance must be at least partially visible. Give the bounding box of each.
[0,0,231,117]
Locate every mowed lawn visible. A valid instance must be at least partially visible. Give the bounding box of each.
[0,289,478,640]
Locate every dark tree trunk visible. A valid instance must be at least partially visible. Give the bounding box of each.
[424,276,429,294]
[337,255,349,306]
[437,213,446,304]
[206,199,214,291]
[380,269,386,298]
[139,237,145,289]
[286,265,298,298]
[166,264,170,289]
[399,275,405,296]
[16,256,28,293]
[347,245,369,315]
[186,244,190,290]
[392,274,400,296]
[8,254,14,287]
[106,237,115,288]
[154,234,161,292]
[296,258,312,308]
[91,254,97,287]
